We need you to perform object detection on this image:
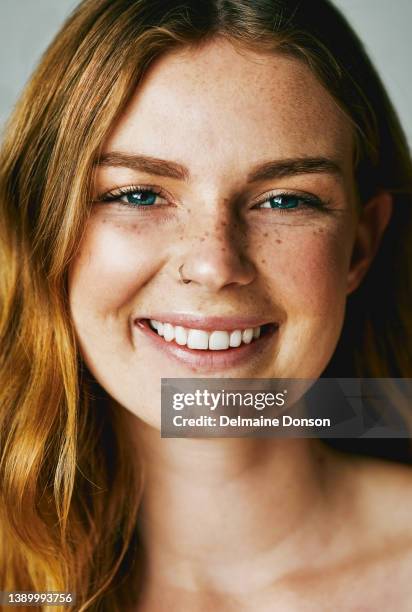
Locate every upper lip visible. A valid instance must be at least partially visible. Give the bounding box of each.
[134,313,277,331]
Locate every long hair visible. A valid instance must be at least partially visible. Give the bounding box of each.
[1,0,411,608]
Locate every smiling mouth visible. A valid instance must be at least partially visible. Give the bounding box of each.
[140,319,276,351]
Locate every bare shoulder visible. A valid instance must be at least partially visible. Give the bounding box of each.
[349,452,412,527]
[319,449,412,610]
[340,451,412,573]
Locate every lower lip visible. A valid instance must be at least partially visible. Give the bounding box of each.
[133,319,278,372]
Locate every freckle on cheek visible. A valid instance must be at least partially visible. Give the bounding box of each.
[263,232,268,237]
[276,239,282,244]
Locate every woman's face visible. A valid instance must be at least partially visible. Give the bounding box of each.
[69,39,360,426]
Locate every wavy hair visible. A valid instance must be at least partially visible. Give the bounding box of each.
[1,0,411,608]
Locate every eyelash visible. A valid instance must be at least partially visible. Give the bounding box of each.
[254,191,327,214]
[97,185,328,214]
[98,185,168,209]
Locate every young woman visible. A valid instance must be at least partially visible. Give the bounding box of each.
[1,0,411,610]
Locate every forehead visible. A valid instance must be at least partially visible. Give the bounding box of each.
[104,39,353,174]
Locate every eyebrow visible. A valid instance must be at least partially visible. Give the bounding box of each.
[95,152,342,182]
[246,157,342,182]
[95,152,190,181]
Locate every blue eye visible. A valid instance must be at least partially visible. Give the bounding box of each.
[99,187,163,208]
[119,189,157,206]
[258,193,323,212]
[269,195,299,209]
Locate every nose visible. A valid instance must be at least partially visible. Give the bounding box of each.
[176,211,256,291]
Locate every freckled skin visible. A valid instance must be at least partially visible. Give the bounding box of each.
[68,39,363,427]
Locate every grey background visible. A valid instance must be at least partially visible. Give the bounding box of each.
[0,0,411,147]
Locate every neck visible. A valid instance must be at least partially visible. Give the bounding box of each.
[128,419,346,598]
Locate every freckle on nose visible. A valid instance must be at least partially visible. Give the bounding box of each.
[263,232,268,237]
[261,259,266,264]
[276,239,282,244]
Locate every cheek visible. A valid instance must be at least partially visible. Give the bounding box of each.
[258,222,353,373]
[256,224,353,377]
[68,217,164,318]
[293,234,348,313]
[264,225,352,316]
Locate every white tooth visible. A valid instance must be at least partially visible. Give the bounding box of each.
[150,319,159,330]
[253,326,261,339]
[242,328,253,344]
[157,322,164,336]
[175,326,188,346]
[229,330,242,347]
[163,323,175,342]
[187,329,209,350]
[209,330,230,350]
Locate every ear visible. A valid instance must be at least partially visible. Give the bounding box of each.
[347,191,393,295]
